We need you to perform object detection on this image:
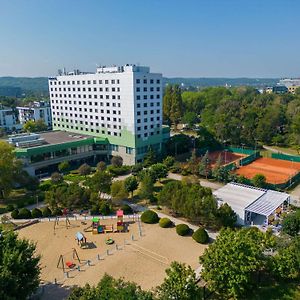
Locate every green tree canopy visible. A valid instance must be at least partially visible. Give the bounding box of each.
[156,261,200,300]
[68,273,153,300]
[0,231,40,300]
[0,141,22,199]
[124,176,139,199]
[200,227,268,299]
[23,119,48,132]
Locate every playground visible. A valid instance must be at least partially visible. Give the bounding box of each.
[18,216,206,290]
[235,157,300,184]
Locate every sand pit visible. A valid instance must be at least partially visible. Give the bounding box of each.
[18,218,206,291]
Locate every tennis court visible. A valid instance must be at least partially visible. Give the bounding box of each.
[235,157,300,184]
[207,150,246,167]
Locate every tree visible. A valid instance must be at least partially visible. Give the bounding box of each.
[271,237,300,280]
[198,151,211,179]
[156,261,200,300]
[150,163,168,182]
[51,172,63,184]
[0,141,21,199]
[163,85,173,124]
[200,227,267,299]
[68,273,153,300]
[143,147,157,167]
[96,161,106,172]
[90,171,112,194]
[217,203,237,227]
[58,160,70,174]
[78,163,92,177]
[252,173,267,188]
[170,85,183,127]
[182,111,199,128]
[110,181,128,202]
[124,176,138,199]
[111,156,123,167]
[23,119,48,132]
[139,174,154,200]
[163,156,175,168]
[0,231,40,300]
[282,210,300,236]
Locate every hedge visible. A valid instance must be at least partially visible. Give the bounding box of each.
[18,208,32,219]
[176,224,190,236]
[11,209,19,219]
[192,227,209,244]
[159,217,172,228]
[121,204,133,215]
[42,207,52,217]
[52,208,63,216]
[31,208,42,218]
[141,210,159,224]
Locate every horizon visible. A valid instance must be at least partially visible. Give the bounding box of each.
[0,0,299,78]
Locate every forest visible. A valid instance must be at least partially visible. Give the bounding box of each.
[163,85,300,151]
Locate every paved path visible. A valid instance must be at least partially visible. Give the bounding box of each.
[263,145,293,156]
[168,173,224,191]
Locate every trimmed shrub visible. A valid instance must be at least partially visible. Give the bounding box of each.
[141,210,159,224]
[6,204,15,212]
[52,208,63,216]
[31,208,42,218]
[11,209,19,219]
[121,204,133,215]
[159,217,172,228]
[18,208,32,219]
[39,181,52,191]
[192,227,209,244]
[42,207,52,218]
[176,224,190,236]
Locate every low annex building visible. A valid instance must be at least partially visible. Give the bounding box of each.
[213,182,290,226]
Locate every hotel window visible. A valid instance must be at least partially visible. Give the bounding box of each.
[143,87,147,92]
[105,80,109,84]
[156,79,160,84]
[143,95,147,100]
[136,87,140,92]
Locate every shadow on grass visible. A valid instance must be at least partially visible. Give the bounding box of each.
[248,279,300,300]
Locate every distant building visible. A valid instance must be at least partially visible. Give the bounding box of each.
[279,78,300,94]
[16,101,52,128]
[0,105,20,132]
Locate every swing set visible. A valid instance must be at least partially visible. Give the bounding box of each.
[57,248,81,273]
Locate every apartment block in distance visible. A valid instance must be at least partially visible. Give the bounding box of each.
[0,105,20,133]
[17,101,52,128]
[49,65,170,165]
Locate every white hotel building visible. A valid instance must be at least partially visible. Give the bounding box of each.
[48,65,169,165]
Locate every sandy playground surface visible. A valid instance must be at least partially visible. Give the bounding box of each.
[18,217,207,292]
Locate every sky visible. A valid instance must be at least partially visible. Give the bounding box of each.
[0,0,299,78]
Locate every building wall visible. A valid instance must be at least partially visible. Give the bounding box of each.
[0,108,19,131]
[49,65,164,164]
[17,104,52,127]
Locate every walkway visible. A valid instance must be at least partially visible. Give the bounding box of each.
[167,173,224,191]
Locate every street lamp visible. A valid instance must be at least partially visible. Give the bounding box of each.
[36,195,39,208]
[224,149,228,164]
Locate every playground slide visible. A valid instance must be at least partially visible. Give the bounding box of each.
[83,225,92,232]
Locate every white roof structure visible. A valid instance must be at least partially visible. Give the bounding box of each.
[245,190,290,217]
[213,183,290,225]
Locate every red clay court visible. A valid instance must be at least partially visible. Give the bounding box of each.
[235,157,300,184]
[207,150,245,167]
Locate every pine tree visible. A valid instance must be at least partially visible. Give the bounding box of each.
[198,151,211,179]
[170,85,183,127]
[163,85,173,124]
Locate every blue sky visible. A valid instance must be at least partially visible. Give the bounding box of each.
[0,0,299,77]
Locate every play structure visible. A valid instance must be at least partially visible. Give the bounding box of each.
[75,232,87,248]
[57,248,81,273]
[105,237,115,245]
[84,210,126,234]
